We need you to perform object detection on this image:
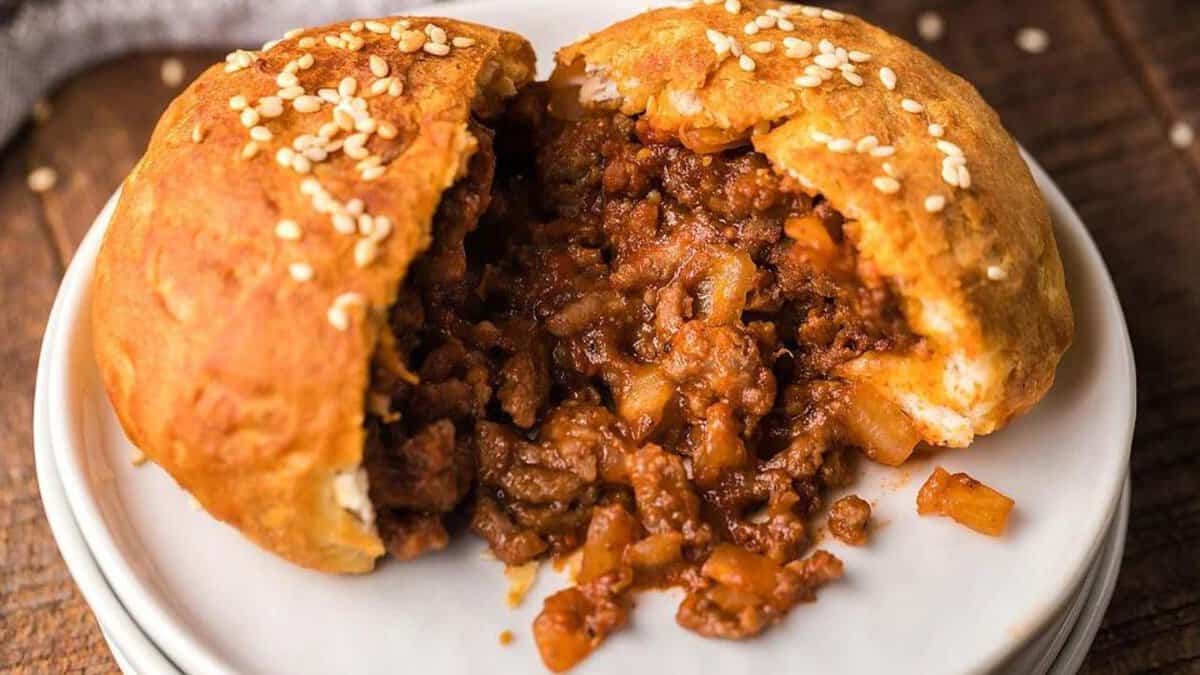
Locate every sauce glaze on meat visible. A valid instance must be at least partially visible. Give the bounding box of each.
[364,85,918,671]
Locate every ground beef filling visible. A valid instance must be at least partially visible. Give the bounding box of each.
[364,93,917,671]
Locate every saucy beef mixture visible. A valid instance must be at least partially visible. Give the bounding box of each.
[364,85,921,671]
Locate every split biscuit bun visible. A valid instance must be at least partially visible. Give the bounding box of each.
[555,1,1072,447]
[91,18,535,573]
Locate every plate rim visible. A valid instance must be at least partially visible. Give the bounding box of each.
[42,5,1137,671]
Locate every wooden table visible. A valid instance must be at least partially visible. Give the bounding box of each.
[2,1,1197,672]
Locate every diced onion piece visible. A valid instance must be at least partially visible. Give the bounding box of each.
[841,382,921,466]
[533,588,599,672]
[701,543,781,599]
[917,466,1014,536]
[693,403,750,488]
[624,532,683,570]
[704,249,756,325]
[578,504,639,584]
[614,365,674,435]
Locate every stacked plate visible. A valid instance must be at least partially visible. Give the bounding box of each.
[33,2,1135,673]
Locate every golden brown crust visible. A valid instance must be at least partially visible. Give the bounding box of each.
[556,2,1072,446]
[92,17,535,573]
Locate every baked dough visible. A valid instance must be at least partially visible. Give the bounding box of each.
[91,17,534,573]
[556,1,1072,446]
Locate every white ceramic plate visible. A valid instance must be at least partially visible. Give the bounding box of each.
[44,2,1136,673]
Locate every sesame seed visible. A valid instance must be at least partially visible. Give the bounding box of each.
[1016,27,1050,54]
[325,35,346,49]
[276,219,302,240]
[318,88,341,104]
[818,38,834,54]
[288,263,314,281]
[739,54,756,71]
[339,77,358,97]
[856,135,879,152]
[1169,121,1195,148]
[303,146,328,162]
[842,70,864,86]
[241,141,260,159]
[334,108,355,130]
[230,95,248,111]
[284,28,304,39]
[397,30,426,53]
[821,9,844,20]
[777,18,794,31]
[298,37,317,48]
[293,96,323,113]
[291,154,312,174]
[749,40,773,54]
[744,22,760,35]
[928,123,945,138]
[371,216,393,241]
[327,305,349,331]
[784,39,813,58]
[278,86,305,100]
[160,57,185,87]
[917,11,945,42]
[355,117,377,134]
[814,53,841,69]
[847,50,871,64]
[870,145,896,157]
[800,6,821,17]
[284,60,300,75]
[333,213,357,234]
[942,163,960,187]
[300,177,321,195]
[26,166,57,192]
[901,98,924,113]
[827,138,853,153]
[424,42,451,56]
[873,176,901,194]
[755,14,776,28]
[369,54,390,78]
[355,239,379,266]
[882,162,899,177]
[257,96,284,118]
[425,24,448,44]
[796,75,822,88]
[298,54,314,69]
[724,0,741,14]
[249,126,272,142]
[350,20,364,33]
[944,154,966,168]
[452,36,476,48]
[378,122,399,139]
[924,194,947,213]
[369,78,392,96]
[388,79,404,97]
[365,20,389,34]
[810,130,832,143]
[276,71,299,88]
[276,147,295,166]
[191,124,204,143]
[986,265,1007,281]
[936,139,964,157]
[356,212,374,233]
[879,67,897,91]
[957,165,971,188]
[240,108,259,127]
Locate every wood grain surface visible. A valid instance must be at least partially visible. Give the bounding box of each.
[2,1,1198,673]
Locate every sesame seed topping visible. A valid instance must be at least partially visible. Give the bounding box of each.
[814,53,841,69]
[275,220,302,240]
[870,145,896,157]
[818,39,834,54]
[298,54,314,70]
[397,30,427,53]
[873,176,901,194]
[777,18,794,31]
[810,129,832,143]
[856,135,878,153]
[424,42,451,56]
[368,78,392,96]
[924,194,947,213]
[901,98,924,113]
[827,138,853,153]
[755,14,775,28]
[318,88,341,104]
[388,79,404,97]
[284,28,304,39]
[26,166,57,192]
[160,57,185,87]
[327,306,350,331]
[800,6,821,17]
[744,21,760,35]
[372,216,393,241]
[882,162,898,177]
[293,96,323,113]
[332,213,357,234]
[724,0,741,14]
[249,125,272,142]
[879,67,897,91]
[191,124,204,143]
[338,77,358,97]
[241,141,260,159]
[936,139,964,156]
[821,9,844,20]
[288,263,314,281]
[796,75,822,88]
[369,54,390,78]
[749,40,774,54]
[957,165,971,188]
[848,50,871,63]
[350,20,364,33]
[276,147,295,167]
[240,108,260,127]
[842,70,864,86]
[378,122,399,140]
[230,95,248,111]
[257,96,284,118]
[917,11,945,42]
[941,163,960,187]
[986,265,1007,281]
[1169,121,1195,148]
[298,37,317,49]
[928,123,945,138]
[425,23,448,44]
[277,86,305,100]
[354,239,379,266]
[284,60,300,75]
[452,36,476,48]
[325,35,346,49]
[364,20,389,34]
[276,71,299,88]
[1015,27,1050,54]
[784,38,813,58]
[738,54,756,71]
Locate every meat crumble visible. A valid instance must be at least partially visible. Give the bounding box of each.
[362,85,922,671]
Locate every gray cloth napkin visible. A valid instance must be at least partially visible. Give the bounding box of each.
[0,0,446,146]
